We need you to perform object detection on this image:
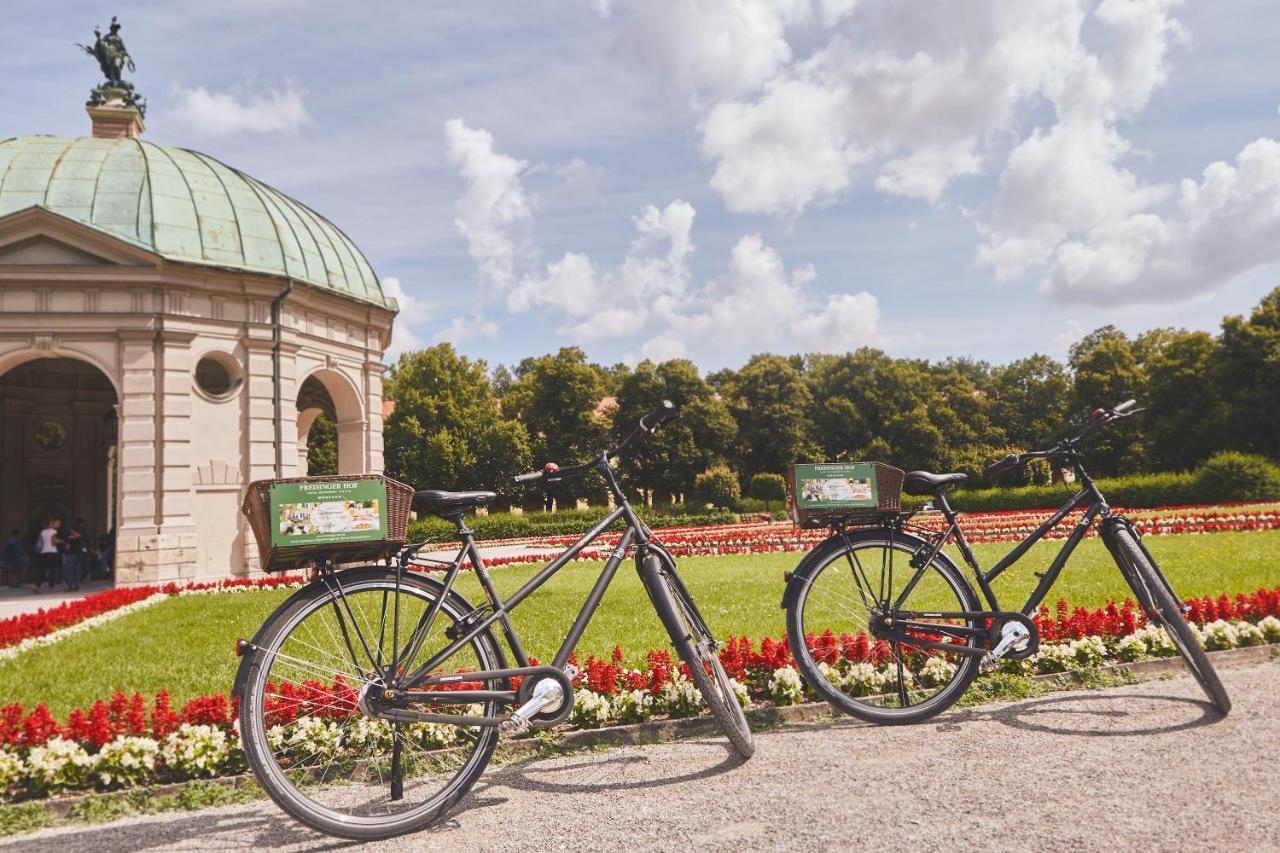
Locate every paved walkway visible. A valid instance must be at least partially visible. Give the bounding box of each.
[4,661,1276,851]
[0,580,114,621]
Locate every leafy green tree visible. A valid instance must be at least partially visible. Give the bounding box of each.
[611,359,735,502]
[747,472,787,508]
[306,414,338,475]
[725,354,818,480]
[502,347,610,506]
[692,466,740,508]
[989,355,1072,449]
[1216,287,1280,459]
[1142,329,1225,469]
[384,344,530,494]
[1069,326,1147,474]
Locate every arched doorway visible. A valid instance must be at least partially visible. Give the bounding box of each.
[0,357,119,558]
[296,369,365,476]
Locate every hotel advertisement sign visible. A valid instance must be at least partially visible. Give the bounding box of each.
[269,479,388,548]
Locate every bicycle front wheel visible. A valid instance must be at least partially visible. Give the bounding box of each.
[640,552,754,759]
[235,568,506,840]
[786,532,983,724]
[1112,530,1231,714]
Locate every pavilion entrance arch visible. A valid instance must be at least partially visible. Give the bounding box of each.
[296,367,366,476]
[0,353,120,556]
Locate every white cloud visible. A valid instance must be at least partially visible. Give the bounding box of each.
[443,118,532,289]
[1042,137,1280,304]
[1054,318,1086,351]
[381,276,430,359]
[434,314,500,345]
[649,233,882,354]
[170,82,309,135]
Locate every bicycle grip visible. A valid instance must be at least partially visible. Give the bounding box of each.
[640,400,678,431]
[984,453,1021,478]
[1113,399,1138,415]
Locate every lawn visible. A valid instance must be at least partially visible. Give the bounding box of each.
[2,530,1277,717]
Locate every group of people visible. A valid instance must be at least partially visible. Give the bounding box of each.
[1,518,114,593]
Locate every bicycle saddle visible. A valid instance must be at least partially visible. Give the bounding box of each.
[412,489,498,518]
[902,470,968,495]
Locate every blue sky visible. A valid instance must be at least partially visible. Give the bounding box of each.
[6,0,1280,371]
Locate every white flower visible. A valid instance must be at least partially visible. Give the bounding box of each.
[571,688,613,728]
[23,737,95,792]
[729,678,750,709]
[161,724,232,778]
[611,688,655,723]
[918,656,958,687]
[1201,620,1239,651]
[767,666,805,705]
[658,675,706,717]
[1233,620,1266,648]
[1072,636,1107,667]
[1114,633,1149,663]
[1258,615,1280,643]
[841,662,887,696]
[0,748,25,791]
[96,736,160,787]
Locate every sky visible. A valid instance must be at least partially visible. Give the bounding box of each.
[5,0,1280,372]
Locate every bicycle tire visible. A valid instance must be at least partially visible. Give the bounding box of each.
[1111,529,1231,715]
[235,568,505,840]
[639,551,754,759]
[785,531,983,725]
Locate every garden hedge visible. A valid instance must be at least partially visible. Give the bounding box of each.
[407,504,739,542]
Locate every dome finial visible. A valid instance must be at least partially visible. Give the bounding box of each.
[77,16,146,138]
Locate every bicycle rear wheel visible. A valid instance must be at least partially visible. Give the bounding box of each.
[640,551,754,759]
[1111,529,1231,715]
[786,532,983,724]
[235,568,506,840]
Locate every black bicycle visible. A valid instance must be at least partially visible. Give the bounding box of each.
[782,400,1230,724]
[233,401,752,841]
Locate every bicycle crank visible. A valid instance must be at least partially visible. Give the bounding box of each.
[502,665,577,734]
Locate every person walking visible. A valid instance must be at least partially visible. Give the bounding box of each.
[64,517,88,591]
[2,529,24,588]
[35,517,62,593]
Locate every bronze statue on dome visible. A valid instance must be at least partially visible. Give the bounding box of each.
[77,16,146,117]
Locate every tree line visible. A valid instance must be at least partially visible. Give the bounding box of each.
[373,286,1280,505]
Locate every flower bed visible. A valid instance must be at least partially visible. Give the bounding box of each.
[0,576,307,654]
[1,584,1277,803]
[469,502,1280,567]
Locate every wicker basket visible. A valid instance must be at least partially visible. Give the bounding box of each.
[786,462,905,529]
[242,474,415,572]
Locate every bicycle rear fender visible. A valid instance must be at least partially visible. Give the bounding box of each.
[780,528,962,612]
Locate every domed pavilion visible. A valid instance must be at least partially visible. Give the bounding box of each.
[0,90,398,584]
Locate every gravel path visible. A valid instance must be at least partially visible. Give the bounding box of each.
[6,662,1277,852]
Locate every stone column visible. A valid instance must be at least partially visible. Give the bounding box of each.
[113,331,158,584]
[363,358,386,474]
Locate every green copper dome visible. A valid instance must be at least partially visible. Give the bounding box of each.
[0,135,390,308]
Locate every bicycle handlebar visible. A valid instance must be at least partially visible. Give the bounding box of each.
[984,399,1144,480]
[511,400,680,487]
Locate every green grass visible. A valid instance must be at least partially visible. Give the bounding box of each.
[1,531,1276,717]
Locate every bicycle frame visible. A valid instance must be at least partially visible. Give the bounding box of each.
[899,465,1112,618]
[328,455,656,719]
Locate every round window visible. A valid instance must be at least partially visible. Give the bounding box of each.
[194,354,242,400]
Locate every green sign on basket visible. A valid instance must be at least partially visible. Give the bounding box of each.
[269,479,389,548]
[793,463,879,509]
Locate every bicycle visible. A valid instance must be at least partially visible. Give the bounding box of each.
[233,401,753,841]
[781,400,1231,724]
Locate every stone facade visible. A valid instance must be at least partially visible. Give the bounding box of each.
[0,207,395,584]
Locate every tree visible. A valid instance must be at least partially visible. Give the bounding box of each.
[502,347,610,506]
[1216,287,1280,459]
[747,472,786,508]
[610,359,735,503]
[1069,326,1147,474]
[725,354,817,480]
[692,466,740,508]
[989,355,1072,449]
[384,344,530,494]
[1142,329,1224,469]
[306,414,337,475]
